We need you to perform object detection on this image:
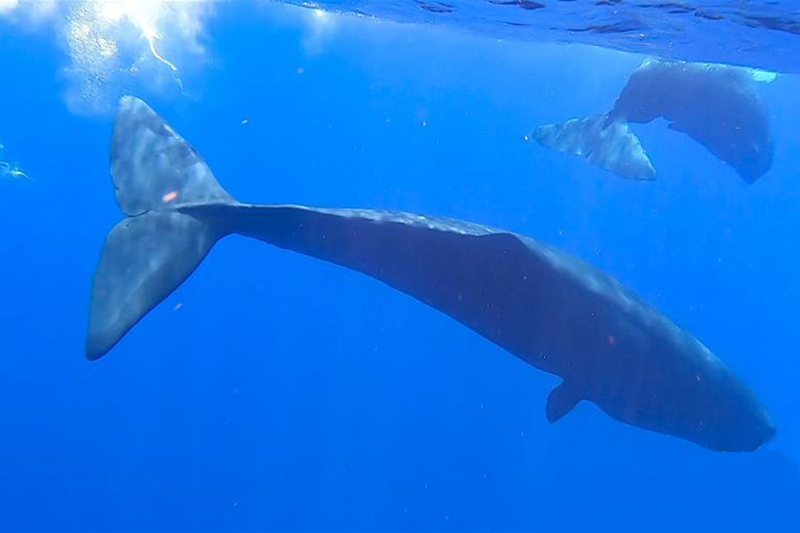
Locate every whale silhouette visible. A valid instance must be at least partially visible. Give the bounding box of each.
[533,59,774,183]
[86,96,775,452]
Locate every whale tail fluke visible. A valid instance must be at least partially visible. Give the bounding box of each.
[86,97,236,360]
[531,115,656,181]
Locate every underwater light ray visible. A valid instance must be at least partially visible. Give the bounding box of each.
[57,0,213,113]
[96,0,179,72]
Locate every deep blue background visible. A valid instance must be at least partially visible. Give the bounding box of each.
[1,4,799,531]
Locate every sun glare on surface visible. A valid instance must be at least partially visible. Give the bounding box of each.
[56,0,213,113]
[94,0,178,71]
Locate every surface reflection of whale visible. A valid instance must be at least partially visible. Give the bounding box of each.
[86,96,775,452]
[533,59,774,183]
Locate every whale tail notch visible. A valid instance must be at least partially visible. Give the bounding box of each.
[86,97,236,360]
[531,115,656,181]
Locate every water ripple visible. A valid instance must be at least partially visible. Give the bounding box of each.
[287,1,800,72]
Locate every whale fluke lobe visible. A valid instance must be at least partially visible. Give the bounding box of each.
[86,97,775,452]
[86,97,235,360]
[111,96,235,216]
[532,115,655,181]
[86,211,220,360]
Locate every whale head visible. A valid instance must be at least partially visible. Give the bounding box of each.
[589,322,775,452]
[656,339,775,452]
[686,352,776,452]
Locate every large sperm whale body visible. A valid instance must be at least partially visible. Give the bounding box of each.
[87,96,775,452]
[533,59,774,183]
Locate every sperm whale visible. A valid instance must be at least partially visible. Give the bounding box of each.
[86,96,775,452]
[533,59,774,183]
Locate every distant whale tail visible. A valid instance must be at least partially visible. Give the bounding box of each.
[530,115,655,181]
[86,97,236,360]
[536,60,775,183]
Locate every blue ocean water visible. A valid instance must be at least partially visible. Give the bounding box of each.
[1,2,799,531]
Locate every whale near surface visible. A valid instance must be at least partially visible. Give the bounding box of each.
[533,60,774,183]
[86,96,775,452]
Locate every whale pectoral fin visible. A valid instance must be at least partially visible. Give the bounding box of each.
[667,121,687,134]
[546,382,582,423]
